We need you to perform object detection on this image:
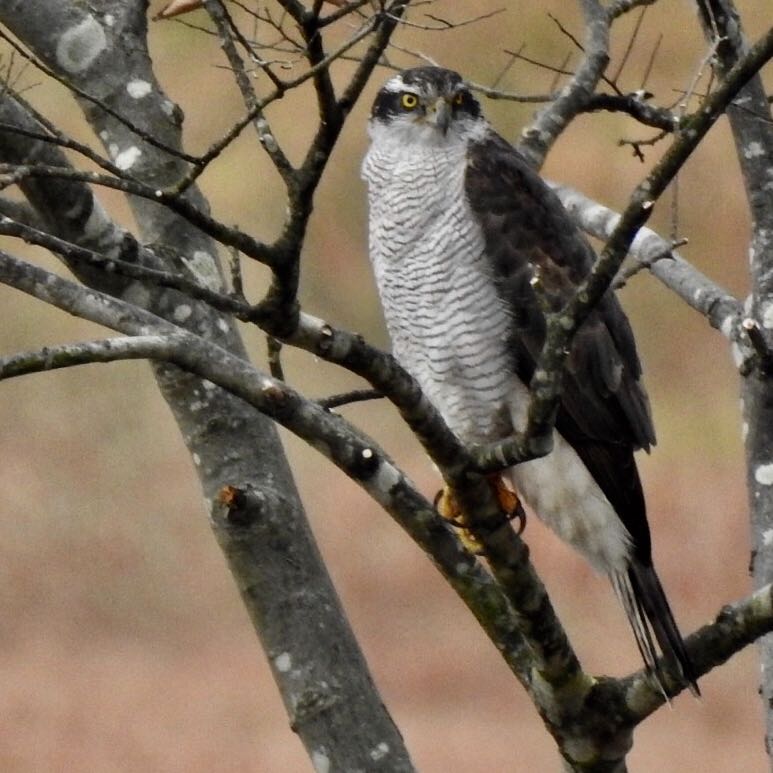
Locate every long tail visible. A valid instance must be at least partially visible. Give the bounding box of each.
[612,561,700,696]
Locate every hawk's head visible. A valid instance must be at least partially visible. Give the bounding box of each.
[368,66,485,146]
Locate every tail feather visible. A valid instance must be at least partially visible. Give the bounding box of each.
[612,562,700,697]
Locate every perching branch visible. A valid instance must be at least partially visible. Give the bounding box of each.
[4,247,771,767]
[0,247,553,711]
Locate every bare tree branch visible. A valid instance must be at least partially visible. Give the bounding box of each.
[621,582,773,721]
[583,92,678,131]
[0,335,173,377]
[551,184,745,341]
[0,2,418,766]
[518,0,611,168]
[0,246,548,710]
[5,245,772,768]
[204,0,294,181]
[693,0,773,757]
[1,1,772,768]
[0,24,200,165]
[478,21,773,473]
[0,158,279,266]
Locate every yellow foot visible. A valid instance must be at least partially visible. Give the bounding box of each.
[495,477,527,535]
[434,475,526,552]
[434,486,483,553]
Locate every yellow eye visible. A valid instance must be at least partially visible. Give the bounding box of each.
[453,93,464,106]
[401,93,418,110]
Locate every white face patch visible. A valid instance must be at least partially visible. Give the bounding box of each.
[382,74,412,93]
[366,111,489,154]
[366,115,448,149]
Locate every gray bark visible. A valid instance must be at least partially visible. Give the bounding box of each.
[692,0,773,758]
[1,0,772,770]
[0,1,413,769]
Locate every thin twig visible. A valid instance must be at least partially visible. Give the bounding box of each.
[318,0,374,28]
[0,162,278,265]
[502,48,574,79]
[548,11,623,96]
[318,388,384,410]
[549,52,572,93]
[611,5,648,83]
[0,28,200,165]
[640,32,662,91]
[175,7,381,194]
[489,48,521,90]
[612,237,686,289]
[267,335,285,380]
[618,127,670,160]
[204,0,294,181]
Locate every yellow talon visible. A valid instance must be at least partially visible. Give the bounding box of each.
[434,475,525,552]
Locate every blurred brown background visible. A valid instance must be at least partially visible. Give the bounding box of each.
[0,1,771,770]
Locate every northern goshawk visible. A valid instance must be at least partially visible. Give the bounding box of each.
[361,66,697,694]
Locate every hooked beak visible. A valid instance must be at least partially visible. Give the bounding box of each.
[426,97,451,134]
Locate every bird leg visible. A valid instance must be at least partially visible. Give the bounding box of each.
[434,475,526,553]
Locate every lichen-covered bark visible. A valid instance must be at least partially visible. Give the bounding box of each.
[0,2,414,768]
[1,1,772,770]
[693,0,773,756]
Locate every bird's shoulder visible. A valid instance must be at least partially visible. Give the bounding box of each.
[464,131,594,289]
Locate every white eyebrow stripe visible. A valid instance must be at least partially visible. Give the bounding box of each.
[381,76,407,93]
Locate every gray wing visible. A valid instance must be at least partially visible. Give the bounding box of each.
[465,132,655,454]
[465,133,699,695]
[464,132,655,555]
